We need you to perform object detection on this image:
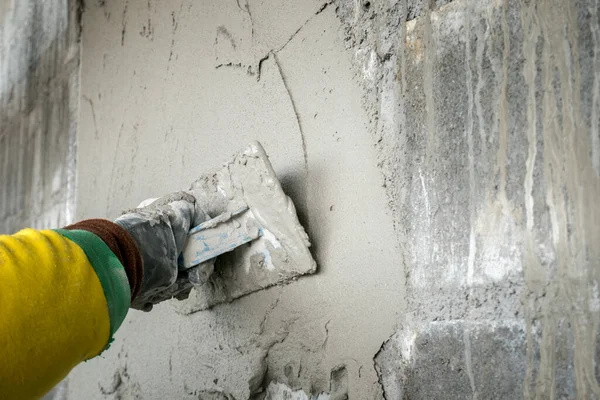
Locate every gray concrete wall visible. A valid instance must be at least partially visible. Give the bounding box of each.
[0,0,79,233]
[0,2,79,398]
[1,0,598,398]
[360,1,600,398]
[69,0,600,398]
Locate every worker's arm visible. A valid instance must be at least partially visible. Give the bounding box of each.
[0,192,207,399]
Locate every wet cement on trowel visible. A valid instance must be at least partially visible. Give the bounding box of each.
[174,142,317,314]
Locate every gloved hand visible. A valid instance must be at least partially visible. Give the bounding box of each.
[114,192,209,311]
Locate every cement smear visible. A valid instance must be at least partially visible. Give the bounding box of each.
[177,141,317,313]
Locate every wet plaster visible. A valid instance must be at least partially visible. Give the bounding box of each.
[67,0,404,399]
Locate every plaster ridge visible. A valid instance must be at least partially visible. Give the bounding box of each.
[83,95,99,140]
[272,52,309,203]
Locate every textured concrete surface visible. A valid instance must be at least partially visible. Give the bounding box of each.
[341,0,600,398]
[0,0,79,233]
[71,0,600,398]
[0,2,79,397]
[2,0,599,398]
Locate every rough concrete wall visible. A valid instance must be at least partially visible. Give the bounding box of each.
[67,0,600,399]
[0,0,79,233]
[344,0,600,398]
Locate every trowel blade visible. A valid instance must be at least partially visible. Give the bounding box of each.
[173,141,316,314]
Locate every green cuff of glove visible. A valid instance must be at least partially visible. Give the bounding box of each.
[54,229,131,348]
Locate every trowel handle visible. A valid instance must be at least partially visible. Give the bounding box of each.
[181,207,263,270]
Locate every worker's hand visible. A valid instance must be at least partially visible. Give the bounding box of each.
[114,192,209,311]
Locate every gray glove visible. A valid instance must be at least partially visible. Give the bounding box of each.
[114,192,209,311]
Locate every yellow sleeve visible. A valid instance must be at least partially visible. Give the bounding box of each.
[0,229,130,400]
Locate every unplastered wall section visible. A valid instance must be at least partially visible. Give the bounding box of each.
[0,0,79,233]
[68,0,403,399]
[339,0,600,398]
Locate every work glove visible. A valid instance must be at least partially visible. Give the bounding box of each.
[114,192,210,311]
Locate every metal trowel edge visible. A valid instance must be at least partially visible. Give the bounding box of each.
[175,141,316,313]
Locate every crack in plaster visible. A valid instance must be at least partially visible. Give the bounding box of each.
[120,0,129,46]
[256,1,333,81]
[259,290,283,335]
[83,95,99,139]
[214,1,333,82]
[373,339,389,400]
[321,320,332,349]
[272,52,309,179]
[168,1,184,64]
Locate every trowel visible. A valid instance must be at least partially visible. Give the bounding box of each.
[167,142,316,313]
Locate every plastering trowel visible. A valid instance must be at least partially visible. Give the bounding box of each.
[169,141,316,314]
